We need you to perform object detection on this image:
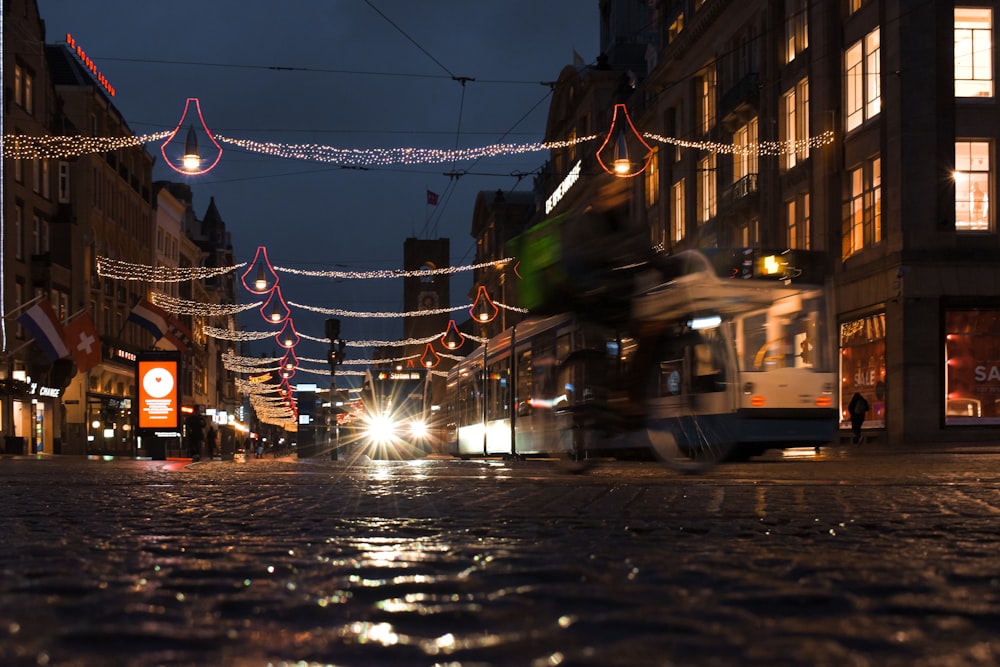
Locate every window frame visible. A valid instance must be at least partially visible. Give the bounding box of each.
[955,6,994,98]
[955,139,992,232]
[845,27,881,132]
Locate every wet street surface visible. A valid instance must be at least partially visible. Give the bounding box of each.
[1,447,999,666]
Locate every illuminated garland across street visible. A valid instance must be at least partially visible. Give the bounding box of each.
[152,292,261,316]
[3,130,836,163]
[1,131,172,159]
[214,135,597,166]
[643,130,836,156]
[204,326,276,341]
[97,256,245,282]
[292,301,463,318]
[274,258,511,280]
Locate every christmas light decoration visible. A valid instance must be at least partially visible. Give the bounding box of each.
[241,246,279,294]
[274,258,512,280]
[597,104,652,177]
[214,135,596,167]
[97,256,243,282]
[281,349,298,371]
[420,343,441,369]
[291,301,468,318]
[160,98,222,175]
[470,286,498,323]
[276,320,300,348]
[2,131,172,160]
[261,286,291,323]
[204,326,276,341]
[497,301,527,314]
[151,292,260,316]
[642,129,836,156]
[441,319,465,350]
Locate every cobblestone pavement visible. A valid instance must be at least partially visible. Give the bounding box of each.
[1,446,999,666]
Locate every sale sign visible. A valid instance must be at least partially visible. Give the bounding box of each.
[137,354,180,429]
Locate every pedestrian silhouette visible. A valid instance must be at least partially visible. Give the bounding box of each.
[847,392,870,444]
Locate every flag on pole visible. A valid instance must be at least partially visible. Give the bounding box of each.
[426,189,439,206]
[64,312,102,372]
[128,297,191,351]
[17,299,69,362]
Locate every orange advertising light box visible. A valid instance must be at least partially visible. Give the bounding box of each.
[136,352,180,430]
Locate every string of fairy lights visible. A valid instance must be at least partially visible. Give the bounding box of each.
[2,128,836,164]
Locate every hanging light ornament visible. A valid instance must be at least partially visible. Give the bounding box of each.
[240,246,279,295]
[596,103,652,178]
[160,98,222,175]
[470,286,499,323]
[281,349,298,371]
[441,319,466,350]
[260,285,290,323]
[276,319,300,349]
[420,343,441,369]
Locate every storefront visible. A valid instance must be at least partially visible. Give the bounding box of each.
[840,312,886,432]
[944,308,1000,425]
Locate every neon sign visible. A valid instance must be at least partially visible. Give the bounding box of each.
[65,34,116,97]
[545,160,581,214]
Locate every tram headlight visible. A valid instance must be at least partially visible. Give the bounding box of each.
[365,413,395,444]
[408,419,429,439]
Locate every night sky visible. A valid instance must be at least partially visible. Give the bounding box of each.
[35,1,599,383]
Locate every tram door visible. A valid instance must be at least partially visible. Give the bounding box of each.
[647,322,740,422]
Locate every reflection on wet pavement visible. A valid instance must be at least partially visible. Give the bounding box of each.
[0,455,998,666]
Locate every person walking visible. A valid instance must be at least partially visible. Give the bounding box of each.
[848,392,870,444]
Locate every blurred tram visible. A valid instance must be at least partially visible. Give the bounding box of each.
[444,248,839,461]
[354,367,432,458]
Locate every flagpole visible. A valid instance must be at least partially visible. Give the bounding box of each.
[61,307,87,325]
[0,294,45,321]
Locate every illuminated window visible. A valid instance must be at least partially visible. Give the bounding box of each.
[698,64,716,135]
[782,79,809,170]
[955,140,991,231]
[733,117,758,182]
[848,0,864,14]
[787,195,810,249]
[671,179,686,243]
[645,147,659,207]
[955,7,993,97]
[668,13,684,43]
[845,27,880,131]
[785,0,808,64]
[842,156,881,259]
[14,65,23,107]
[697,154,717,224]
[24,71,33,115]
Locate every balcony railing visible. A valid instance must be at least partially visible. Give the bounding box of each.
[720,173,759,208]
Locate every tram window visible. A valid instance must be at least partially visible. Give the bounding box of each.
[692,332,726,393]
[487,362,509,421]
[743,313,768,370]
[516,350,533,415]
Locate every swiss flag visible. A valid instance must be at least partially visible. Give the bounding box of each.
[64,313,102,372]
[426,189,439,206]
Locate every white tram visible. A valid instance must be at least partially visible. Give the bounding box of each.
[444,249,839,461]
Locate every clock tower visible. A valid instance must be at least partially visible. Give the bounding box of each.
[402,237,450,355]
